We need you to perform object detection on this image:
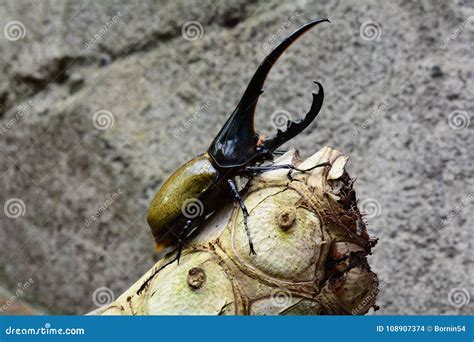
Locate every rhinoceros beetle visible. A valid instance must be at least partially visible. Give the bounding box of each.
[141,19,330,293]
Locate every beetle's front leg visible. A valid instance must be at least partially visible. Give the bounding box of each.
[137,219,195,295]
[273,149,288,155]
[176,219,194,264]
[227,178,256,256]
[245,162,330,181]
[245,162,330,174]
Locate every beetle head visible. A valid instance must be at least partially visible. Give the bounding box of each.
[208,18,329,168]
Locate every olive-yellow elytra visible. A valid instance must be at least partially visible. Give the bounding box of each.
[147,153,220,252]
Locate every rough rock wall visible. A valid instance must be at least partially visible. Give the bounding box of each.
[0,0,472,314]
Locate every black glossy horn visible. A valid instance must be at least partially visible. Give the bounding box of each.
[208,18,330,168]
[238,18,329,117]
[262,81,324,152]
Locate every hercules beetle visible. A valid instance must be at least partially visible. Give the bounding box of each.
[145,18,330,280]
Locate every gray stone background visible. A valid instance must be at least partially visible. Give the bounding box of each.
[0,0,472,315]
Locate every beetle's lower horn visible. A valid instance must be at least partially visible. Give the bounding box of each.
[263,82,324,152]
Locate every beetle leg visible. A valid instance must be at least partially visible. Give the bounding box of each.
[246,162,330,181]
[227,178,256,256]
[257,145,287,156]
[245,162,330,174]
[176,219,193,264]
[137,220,195,295]
[136,251,179,295]
[273,149,288,155]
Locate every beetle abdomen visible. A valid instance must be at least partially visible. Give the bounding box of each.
[147,153,219,252]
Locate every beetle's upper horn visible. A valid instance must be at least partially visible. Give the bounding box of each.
[208,18,329,167]
[236,18,329,121]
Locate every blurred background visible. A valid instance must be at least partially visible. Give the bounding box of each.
[0,0,472,315]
